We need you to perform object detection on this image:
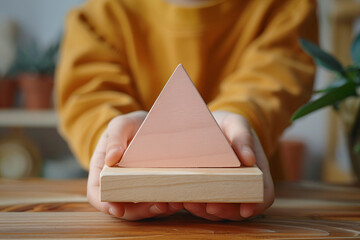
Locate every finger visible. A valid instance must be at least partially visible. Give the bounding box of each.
[88,132,107,195]
[87,132,125,218]
[206,203,243,221]
[239,203,256,218]
[104,117,132,166]
[249,130,275,216]
[153,202,184,219]
[105,111,146,166]
[87,188,125,218]
[121,202,168,221]
[231,131,256,167]
[169,202,183,212]
[184,203,223,221]
[220,115,255,166]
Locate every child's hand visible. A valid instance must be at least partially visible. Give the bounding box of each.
[183,111,274,221]
[87,111,183,220]
[88,110,274,221]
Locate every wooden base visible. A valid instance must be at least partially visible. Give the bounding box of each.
[100,166,263,203]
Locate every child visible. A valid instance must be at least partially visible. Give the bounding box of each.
[56,0,317,220]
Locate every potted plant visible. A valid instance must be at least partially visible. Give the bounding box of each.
[13,39,60,109]
[0,20,17,108]
[0,70,17,108]
[291,33,360,180]
[0,78,17,108]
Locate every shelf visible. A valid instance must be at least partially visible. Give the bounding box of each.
[0,109,58,128]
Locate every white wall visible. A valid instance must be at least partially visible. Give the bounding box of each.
[0,0,83,46]
[281,0,333,180]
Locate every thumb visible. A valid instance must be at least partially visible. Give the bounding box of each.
[105,111,147,166]
[104,117,130,167]
[223,115,255,166]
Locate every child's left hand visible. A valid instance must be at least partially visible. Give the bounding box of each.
[87,111,184,220]
[183,111,274,221]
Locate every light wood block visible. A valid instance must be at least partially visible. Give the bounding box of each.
[118,64,240,168]
[100,166,263,203]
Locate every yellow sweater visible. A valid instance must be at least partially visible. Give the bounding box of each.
[56,0,317,170]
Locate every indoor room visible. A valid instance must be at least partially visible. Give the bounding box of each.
[0,0,359,238]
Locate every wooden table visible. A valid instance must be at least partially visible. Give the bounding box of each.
[0,179,360,239]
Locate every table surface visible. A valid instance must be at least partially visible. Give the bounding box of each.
[0,179,360,239]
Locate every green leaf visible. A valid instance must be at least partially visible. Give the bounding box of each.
[315,78,347,93]
[291,82,357,121]
[354,142,360,155]
[352,32,360,65]
[6,37,61,76]
[299,38,344,72]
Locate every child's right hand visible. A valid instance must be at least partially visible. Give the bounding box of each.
[87,110,184,220]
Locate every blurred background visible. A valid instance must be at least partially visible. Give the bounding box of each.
[0,0,359,182]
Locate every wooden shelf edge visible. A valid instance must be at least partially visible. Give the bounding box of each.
[0,109,58,128]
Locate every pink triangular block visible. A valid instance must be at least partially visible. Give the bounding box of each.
[118,64,240,168]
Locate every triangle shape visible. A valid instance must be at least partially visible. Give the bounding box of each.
[118,64,240,168]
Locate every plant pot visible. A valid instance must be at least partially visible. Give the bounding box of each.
[279,140,305,182]
[338,97,360,182]
[0,78,17,108]
[347,108,360,181]
[18,73,54,110]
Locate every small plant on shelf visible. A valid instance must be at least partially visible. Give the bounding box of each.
[11,39,60,110]
[291,32,360,180]
[0,20,17,108]
[13,39,60,76]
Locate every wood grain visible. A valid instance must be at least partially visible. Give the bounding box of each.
[0,179,87,206]
[1,179,360,239]
[100,166,263,203]
[1,212,360,239]
[118,64,240,168]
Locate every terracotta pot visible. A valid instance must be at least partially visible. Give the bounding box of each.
[0,78,17,108]
[279,140,305,182]
[338,97,360,182]
[348,111,360,182]
[18,73,54,109]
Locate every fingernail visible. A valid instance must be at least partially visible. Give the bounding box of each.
[206,205,218,215]
[105,148,123,166]
[150,204,162,214]
[240,207,254,218]
[109,208,116,216]
[169,203,183,211]
[108,147,122,157]
[241,146,255,164]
